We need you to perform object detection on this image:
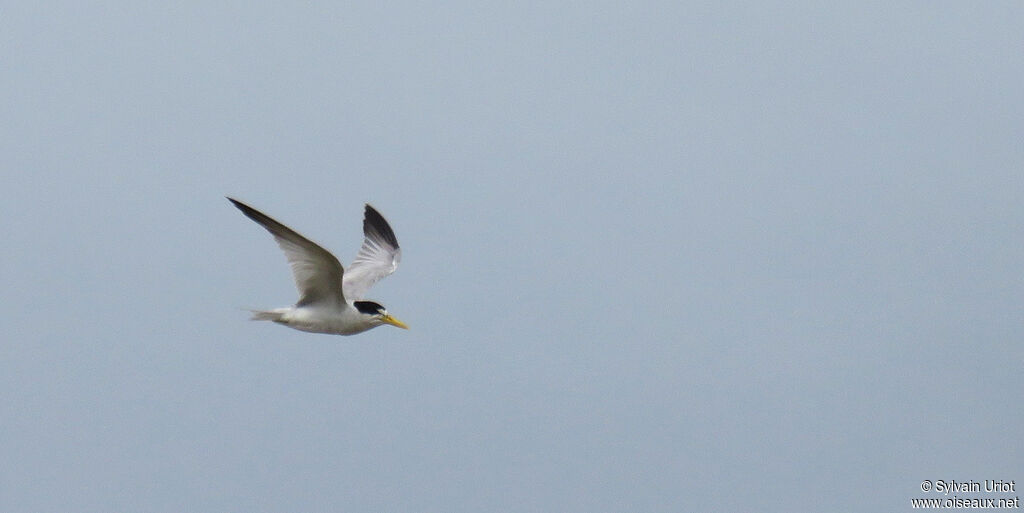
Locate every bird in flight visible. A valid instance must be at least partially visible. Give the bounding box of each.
[228,197,408,335]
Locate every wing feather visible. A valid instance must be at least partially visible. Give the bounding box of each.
[343,204,401,300]
[228,198,346,307]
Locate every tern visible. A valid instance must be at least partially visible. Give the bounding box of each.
[228,197,408,335]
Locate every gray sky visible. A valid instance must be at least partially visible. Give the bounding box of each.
[2,2,1021,511]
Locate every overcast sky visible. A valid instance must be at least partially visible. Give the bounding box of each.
[1,2,1021,512]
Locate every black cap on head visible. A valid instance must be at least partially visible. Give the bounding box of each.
[353,301,385,315]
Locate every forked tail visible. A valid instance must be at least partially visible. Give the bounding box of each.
[248,309,287,322]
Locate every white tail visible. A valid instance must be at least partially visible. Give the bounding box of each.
[249,309,287,322]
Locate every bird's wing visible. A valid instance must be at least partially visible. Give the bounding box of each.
[228,198,346,307]
[343,204,401,300]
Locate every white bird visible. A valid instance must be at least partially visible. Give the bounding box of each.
[228,197,408,335]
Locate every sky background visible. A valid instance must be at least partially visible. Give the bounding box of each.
[1,2,1021,512]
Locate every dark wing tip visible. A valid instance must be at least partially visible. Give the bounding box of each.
[363,204,399,248]
[227,196,252,214]
[227,197,268,224]
[227,198,302,245]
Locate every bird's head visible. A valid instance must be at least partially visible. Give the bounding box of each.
[353,301,409,330]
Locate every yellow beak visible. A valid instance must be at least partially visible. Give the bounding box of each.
[381,314,409,330]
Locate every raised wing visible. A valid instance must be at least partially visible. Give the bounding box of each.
[228,198,345,307]
[343,204,401,300]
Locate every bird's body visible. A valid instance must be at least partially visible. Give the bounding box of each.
[248,305,377,335]
[228,197,408,336]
